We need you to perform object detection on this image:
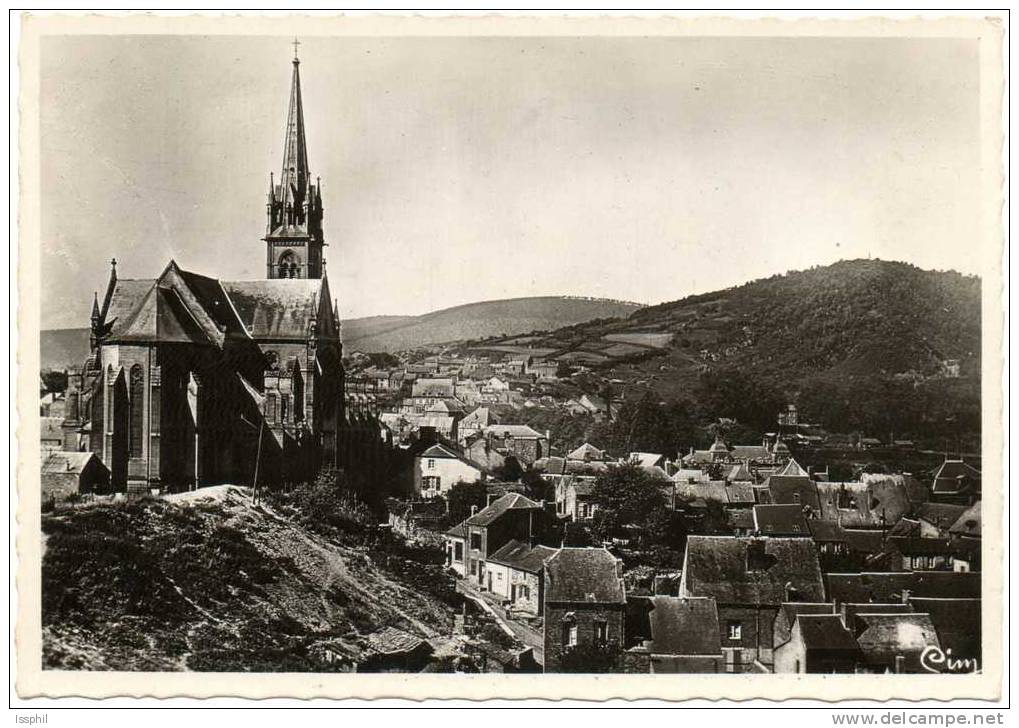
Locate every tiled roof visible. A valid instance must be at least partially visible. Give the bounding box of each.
[774,602,837,648]
[545,548,625,604]
[484,424,545,439]
[673,479,729,505]
[487,540,558,573]
[765,476,821,511]
[682,536,825,606]
[815,480,910,529]
[41,450,101,475]
[915,503,968,528]
[931,459,981,495]
[568,442,605,461]
[776,458,808,477]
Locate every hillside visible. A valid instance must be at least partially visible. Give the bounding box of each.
[341,296,643,353]
[40,296,642,369]
[463,260,982,441]
[42,486,459,671]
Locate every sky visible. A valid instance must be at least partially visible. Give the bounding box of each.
[39,34,981,329]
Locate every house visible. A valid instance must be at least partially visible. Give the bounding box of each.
[887,537,980,572]
[482,376,511,393]
[825,571,981,607]
[773,613,862,674]
[772,602,839,654]
[914,503,969,537]
[463,432,508,472]
[726,461,755,484]
[40,392,66,418]
[679,536,826,672]
[543,548,627,673]
[949,500,981,542]
[808,521,891,571]
[410,377,455,398]
[414,442,482,498]
[930,459,981,505]
[752,504,810,537]
[529,360,559,381]
[568,442,607,462]
[764,475,821,512]
[457,406,498,444]
[672,468,710,485]
[443,492,547,587]
[628,452,666,469]
[359,627,434,672]
[41,450,111,504]
[485,539,558,616]
[40,416,65,452]
[815,479,910,529]
[482,424,550,466]
[851,612,941,673]
[579,393,609,418]
[908,597,981,671]
[561,478,599,521]
[623,596,724,673]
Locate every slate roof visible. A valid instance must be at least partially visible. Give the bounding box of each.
[545,548,625,604]
[797,614,861,652]
[949,501,981,539]
[726,482,757,504]
[487,540,558,574]
[826,571,981,605]
[931,460,981,495]
[673,479,729,505]
[640,596,722,656]
[774,602,838,648]
[915,503,968,529]
[567,442,606,461]
[841,602,913,622]
[888,537,979,560]
[672,468,710,484]
[41,450,103,475]
[629,452,665,468]
[466,492,542,527]
[365,627,428,656]
[765,476,821,511]
[728,461,753,483]
[853,613,940,672]
[221,278,330,341]
[753,504,810,536]
[484,424,545,439]
[816,480,910,529]
[776,458,809,477]
[682,536,826,606]
[731,445,771,461]
[908,597,981,661]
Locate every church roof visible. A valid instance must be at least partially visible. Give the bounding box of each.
[222,278,327,340]
[104,262,249,347]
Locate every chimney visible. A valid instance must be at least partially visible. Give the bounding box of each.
[470,505,478,516]
[894,655,905,674]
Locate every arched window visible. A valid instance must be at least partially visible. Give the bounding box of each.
[280,395,290,423]
[129,364,144,458]
[266,393,278,423]
[278,251,300,278]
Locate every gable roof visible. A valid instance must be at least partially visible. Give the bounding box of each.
[915,502,968,529]
[682,536,825,606]
[545,548,625,604]
[632,596,722,656]
[796,614,861,652]
[484,424,545,439]
[726,482,757,504]
[41,450,104,475]
[774,602,838,647]
[853,613,940,672]
[418,442,478,465]
[466,492,541,527]
[629,452,665,468]
[568,442,605,461]
[815,480,910,529]
[728,461,754,483]
[776,458,809,477]
[487,540,558,573]
[949,501,981,538]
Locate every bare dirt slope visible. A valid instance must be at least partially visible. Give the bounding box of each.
[42,486,457,671]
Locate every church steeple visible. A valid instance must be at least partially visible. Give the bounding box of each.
[264,40,325,279]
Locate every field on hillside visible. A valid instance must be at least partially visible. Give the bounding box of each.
[41,487,460,671]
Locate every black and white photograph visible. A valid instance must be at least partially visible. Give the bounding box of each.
[13,12,1005,706]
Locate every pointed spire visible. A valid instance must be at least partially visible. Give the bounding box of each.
[91,291,100,321]
[279,44,309,214]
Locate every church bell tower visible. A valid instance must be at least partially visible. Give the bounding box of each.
[264,41,325,279]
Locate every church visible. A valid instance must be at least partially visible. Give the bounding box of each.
[59,46,347,494]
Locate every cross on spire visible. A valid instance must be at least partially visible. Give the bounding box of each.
[292,37,301,62]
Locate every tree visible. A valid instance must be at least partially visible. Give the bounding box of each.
[589,462,668,543]
[446,481,487,525]
[521,468,553,503]
[41,370,68,395]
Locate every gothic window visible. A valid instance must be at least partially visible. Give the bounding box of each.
[278,251,300,278]
[266,393,278,423]
[292,362,305,422]
[281,395,290,423]
[128,364,144,458]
